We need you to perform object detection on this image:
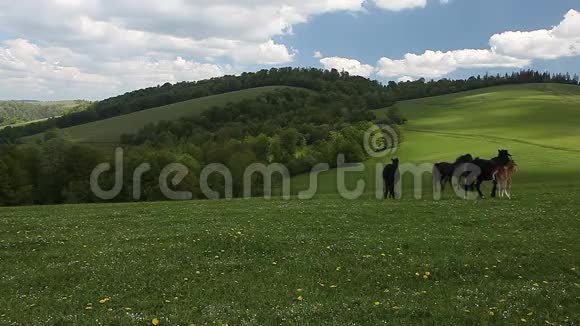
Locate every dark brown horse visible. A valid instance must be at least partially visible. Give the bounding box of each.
[433,154,473,193]
[464,149,512,198]
[383,158,399,199]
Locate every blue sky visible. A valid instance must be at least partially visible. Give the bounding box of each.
[283,0,580,80]
[0,0,579,100]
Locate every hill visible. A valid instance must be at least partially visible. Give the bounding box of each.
[0,100,89,128]
[2,68,394,142]
[24,86,299,144]
[291,83,580,196]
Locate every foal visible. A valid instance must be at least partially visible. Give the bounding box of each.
[493,161,518,199]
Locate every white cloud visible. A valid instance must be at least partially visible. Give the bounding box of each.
[372,0,427,11]
[397,76,415,82]
[320,56,375,77]
[376,49,529,79]
[490,9,580,60]
[0,39,231,100]
[313,50,323,58]
[0,1,371,99]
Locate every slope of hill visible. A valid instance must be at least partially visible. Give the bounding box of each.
[291,83,580,196]
[0,100,88,128]
[24,86,299,144]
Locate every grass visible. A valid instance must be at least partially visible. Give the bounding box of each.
[1,83,580,324]
[23,86,299,144]
[0,195,578,325]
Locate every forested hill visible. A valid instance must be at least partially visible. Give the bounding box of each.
[1,68,578,142]
[0,100,89,128]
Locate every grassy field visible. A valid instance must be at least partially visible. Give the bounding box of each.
[23,86,298,144]
[2,84,580,325]
[0,196,578,325]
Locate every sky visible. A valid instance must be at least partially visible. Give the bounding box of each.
[0,0,579,100]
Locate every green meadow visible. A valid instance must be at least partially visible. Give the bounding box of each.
[1,84,580,325]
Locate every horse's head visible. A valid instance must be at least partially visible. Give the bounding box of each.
[455,153,473,164]
[391,158,399,166]
[498,149,512,159]
[497,149,512,164]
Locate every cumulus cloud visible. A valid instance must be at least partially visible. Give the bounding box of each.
[372,0,427,11]
[490,9,580,60]
[375,10,580,80]
[376,49,530,79]
[313,50,323,58]
[0,0,370,99]
[320,56,375,77]
[0,39,231,100]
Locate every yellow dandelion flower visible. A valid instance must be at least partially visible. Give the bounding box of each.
[533,283,540,287]
[297,288,303,292]
[125,307,132,311]
[527,312,533,316]
[415,272,420,276]
[336,266,342,271]
[423,275,428,279]
[297,295,303,301]
[99,298,110,304]
[424,272,431,276]
[272,262,277,265]
[330,285,337,288]
[489,311,495,316]
[521,318,527,323]
[152,318,160,325]
[374,301,380,306]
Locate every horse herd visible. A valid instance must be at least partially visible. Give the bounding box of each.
[383,149,518,199]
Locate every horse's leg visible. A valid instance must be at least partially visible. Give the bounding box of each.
[491,177,497,198]
[476,179,484,198]
[384,180,388,199]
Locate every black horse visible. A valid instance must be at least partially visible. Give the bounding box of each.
[383,158,400,199]
[464,149,512,198]
[433,154,474,193]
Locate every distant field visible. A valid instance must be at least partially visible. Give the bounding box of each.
[0,100,87,129]
[24,86,299,144]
